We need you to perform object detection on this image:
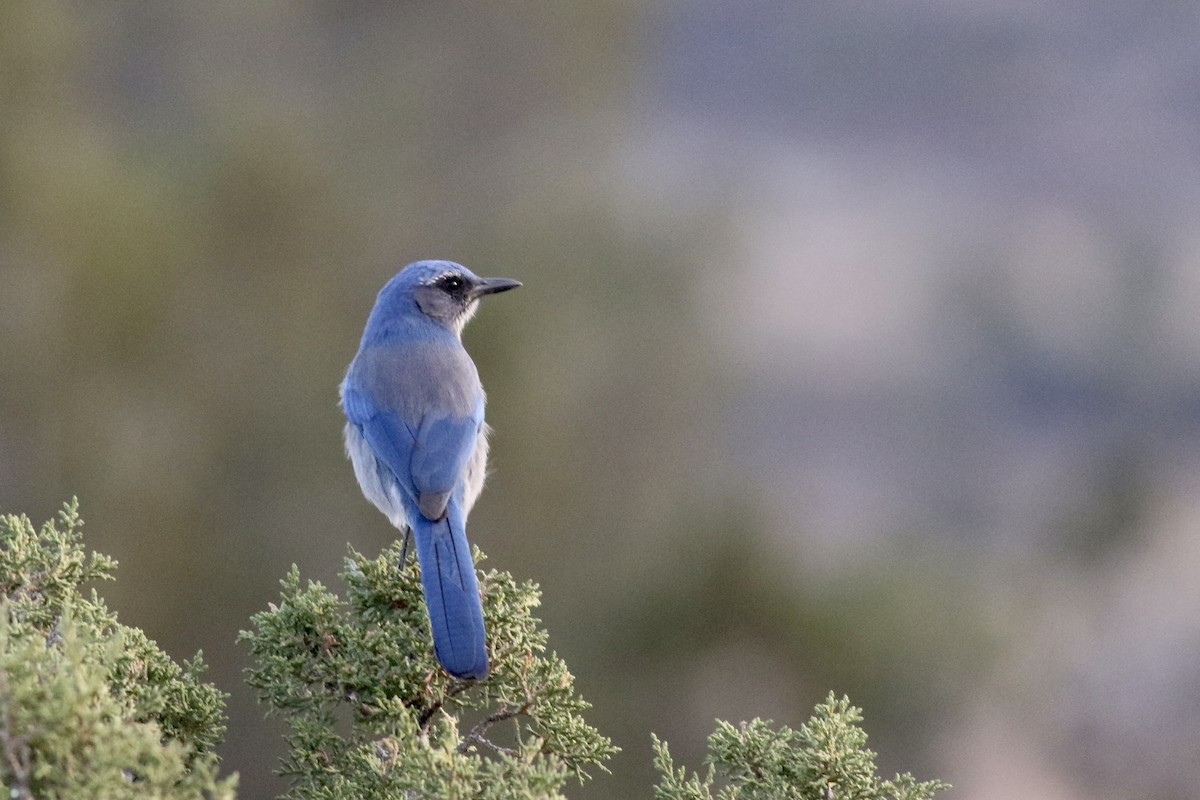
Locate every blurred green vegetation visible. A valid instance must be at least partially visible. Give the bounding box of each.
[653,694,949,800]
[0,501,235,798]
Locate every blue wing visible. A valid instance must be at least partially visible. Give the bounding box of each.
[342,382,420,509]
[410,410,482,519]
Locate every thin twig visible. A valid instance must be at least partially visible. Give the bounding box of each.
[459,733,519,757]
[456,701,532,755]
[418,675,479,735]
[417,698,443,734]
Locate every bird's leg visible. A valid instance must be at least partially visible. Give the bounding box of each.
[399,525,412,567]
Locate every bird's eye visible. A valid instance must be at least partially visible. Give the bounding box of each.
[440,275,465,293]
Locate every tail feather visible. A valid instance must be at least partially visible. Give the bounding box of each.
[411,498,489,679]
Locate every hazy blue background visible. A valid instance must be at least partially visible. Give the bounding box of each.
[4,3,1200,799]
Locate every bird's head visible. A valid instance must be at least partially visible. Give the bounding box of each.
[372,260,521,337]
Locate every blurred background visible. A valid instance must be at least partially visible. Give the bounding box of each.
[3,2,1200,798]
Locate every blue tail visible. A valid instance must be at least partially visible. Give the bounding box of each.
[410,497,489,679]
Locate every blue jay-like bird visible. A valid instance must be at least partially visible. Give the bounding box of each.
[340,260,520,679]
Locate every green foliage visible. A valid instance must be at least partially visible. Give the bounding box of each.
[240,541,617,799]
[0,500,236,799]
[0,501,947,800]
[652,694,949,800]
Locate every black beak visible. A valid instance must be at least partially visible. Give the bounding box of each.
[471,277,522,298]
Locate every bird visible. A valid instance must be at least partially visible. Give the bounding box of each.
[339,260,521,679]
